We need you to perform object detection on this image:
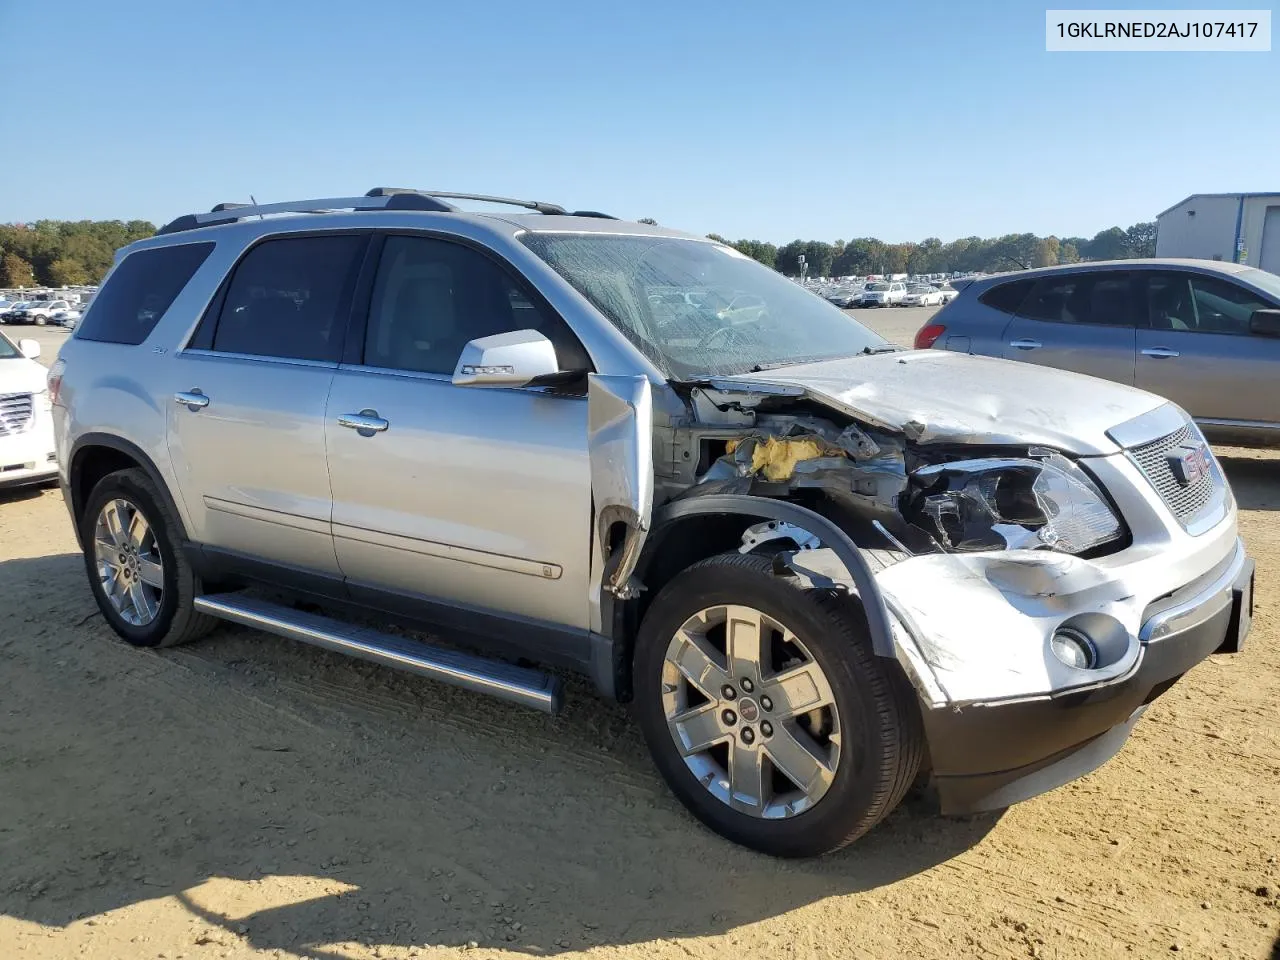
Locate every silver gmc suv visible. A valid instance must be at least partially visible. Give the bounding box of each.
[50,189,1254,857]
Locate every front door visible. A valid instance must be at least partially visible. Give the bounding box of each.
[1001,270,1137,385]
[324,233,595,639]
[168,232,369,575]
[1134,269,1280,430]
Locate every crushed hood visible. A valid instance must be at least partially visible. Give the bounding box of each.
[721,351,1165,456]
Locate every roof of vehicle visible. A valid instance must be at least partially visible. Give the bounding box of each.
[964,258,1258,289]
[143,189,705,250]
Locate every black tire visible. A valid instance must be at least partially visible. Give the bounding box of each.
[80,467,216,648]
[634,552,923,857]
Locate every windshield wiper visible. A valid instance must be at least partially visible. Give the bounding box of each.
[745,346,897,372]
[861,343,900,354]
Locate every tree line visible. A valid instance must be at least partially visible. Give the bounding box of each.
[0,220,157,288]
[1,216,1158,289]
[700,222,1158,277]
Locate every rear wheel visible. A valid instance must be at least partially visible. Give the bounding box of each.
[634,552,923,857]
[81,468,215,648]
[34,315,46,326]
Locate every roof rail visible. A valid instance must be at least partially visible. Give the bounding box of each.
[157,191,457,236]
[157,188,614,236]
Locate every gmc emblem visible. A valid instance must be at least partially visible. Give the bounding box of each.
[1168,442,1212,487]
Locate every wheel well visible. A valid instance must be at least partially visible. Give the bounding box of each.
[611,512,763,702]
[70,445,143,525]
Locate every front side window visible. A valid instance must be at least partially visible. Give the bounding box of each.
[362,235,588,375]
[1187,273,1271,334]
[211,235,366,362]
[521,233,885,379]
[1017,272,1133,326]
[76,242,214,345]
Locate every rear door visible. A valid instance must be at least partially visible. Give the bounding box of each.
[1000,270,1138,384]
[1134,269,1280,429]
[168,232,369,575]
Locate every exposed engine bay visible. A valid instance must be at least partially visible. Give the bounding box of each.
[664,380,1127,560]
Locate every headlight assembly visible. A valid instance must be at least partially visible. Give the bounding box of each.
[907,454,1125,554]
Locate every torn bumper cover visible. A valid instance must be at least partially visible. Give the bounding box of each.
[787,535,1254,814]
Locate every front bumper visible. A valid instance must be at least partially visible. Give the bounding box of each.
[927,540,1253,813]
[0,422,59,490]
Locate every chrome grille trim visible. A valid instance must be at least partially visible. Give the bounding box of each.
[0,392,34,436]
[1125,421,1224,531]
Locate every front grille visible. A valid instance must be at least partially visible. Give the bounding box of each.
[1128,422,1218,524]
[0,392,34,436]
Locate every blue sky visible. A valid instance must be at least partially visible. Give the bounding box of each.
[1,0,1275,242]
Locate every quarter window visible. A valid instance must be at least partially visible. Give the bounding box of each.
[362,235,589,375]
[211,235,366,362]
[76,242,214,345]
[977,279,1033,315]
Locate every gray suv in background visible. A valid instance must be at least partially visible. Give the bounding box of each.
[916,259,1280,447]
[51,192,1252,857]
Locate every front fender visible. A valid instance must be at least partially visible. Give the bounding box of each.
[651,495,897,659]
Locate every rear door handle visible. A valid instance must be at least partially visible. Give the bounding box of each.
[337,410,390,434]
[1141,347,1180,359]
[1008,338,1041,350]
[175,390,210,410]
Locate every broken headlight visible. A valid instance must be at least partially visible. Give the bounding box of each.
[907,454,1124,554]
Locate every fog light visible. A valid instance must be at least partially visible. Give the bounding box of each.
[1051,627,1098,669]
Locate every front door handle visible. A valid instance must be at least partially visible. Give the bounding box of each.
[1008,338,1042,350]
[175,390,210,410]
[337,410,390,435]
[1141,347,1180,359]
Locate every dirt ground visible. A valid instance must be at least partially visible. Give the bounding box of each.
[2,449,1278,960]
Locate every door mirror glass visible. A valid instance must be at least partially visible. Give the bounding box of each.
[452,329,562,387]
[1249,308,1280,338]
[17,338,40,360]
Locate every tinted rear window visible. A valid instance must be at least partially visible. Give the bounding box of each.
[76,242,214,345]
[977,278,1033,315]
[208,234,366,363]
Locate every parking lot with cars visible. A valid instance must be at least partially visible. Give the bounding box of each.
[2,317,1278,960]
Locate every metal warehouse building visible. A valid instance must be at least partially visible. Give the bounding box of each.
[1155,192,1280,274]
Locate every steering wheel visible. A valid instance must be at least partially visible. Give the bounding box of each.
[697,320,757,352]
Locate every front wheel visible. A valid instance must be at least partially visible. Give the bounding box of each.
[34,315,46,326]
[634,552,923,857]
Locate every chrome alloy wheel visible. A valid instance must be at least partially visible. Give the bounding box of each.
[661,604,841,819]
[93,498,164,626]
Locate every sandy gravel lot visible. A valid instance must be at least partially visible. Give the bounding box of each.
[1,328,1277,959]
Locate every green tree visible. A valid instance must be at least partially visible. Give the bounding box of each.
[1033,236,1060,268]
[1058,242,1081,264]
[1124,221,1156,258]
[0,252,34,287]
[48,258,90,286]
[1082,226,1129,261]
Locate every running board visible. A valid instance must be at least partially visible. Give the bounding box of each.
[193,594,564,714]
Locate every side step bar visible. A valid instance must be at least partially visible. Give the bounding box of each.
[193,594,564,714]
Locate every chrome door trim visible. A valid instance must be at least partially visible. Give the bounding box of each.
[1197,417,1280,430]
[204,496,331,536]
[336,362,589,400]
[179,348,340,369]
[332,522,563,580]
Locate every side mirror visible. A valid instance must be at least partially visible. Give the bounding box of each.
[1249,308,1280,338]
[18,338,40,360]
[452,329,561,388]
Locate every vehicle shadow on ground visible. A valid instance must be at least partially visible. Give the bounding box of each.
[1218,454,1280,512]
[0,551,1000,957]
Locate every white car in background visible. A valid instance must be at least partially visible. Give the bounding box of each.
[14,299,72,326]
[934,282,960,304]
[857,281,907,307]
[51,305,83,328]
[0,330,57,490]
[900,284,944,307]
